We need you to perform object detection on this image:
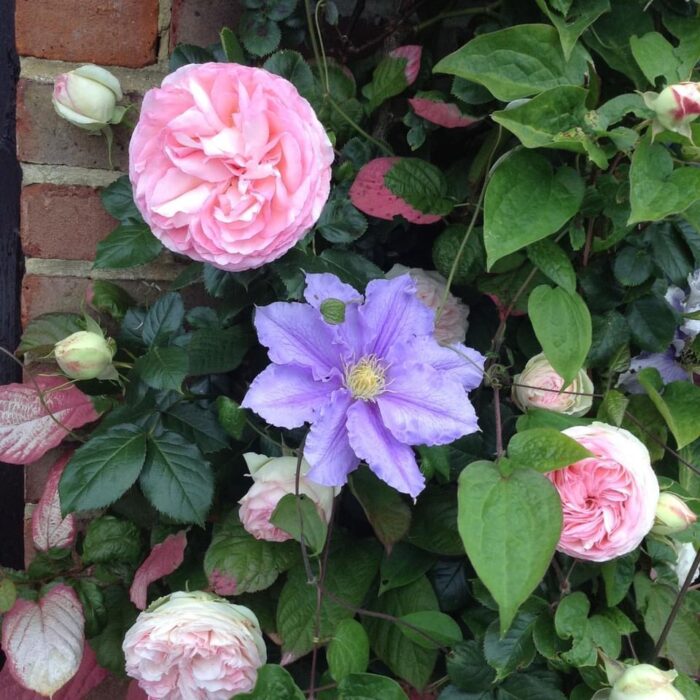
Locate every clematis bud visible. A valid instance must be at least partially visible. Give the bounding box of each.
[320,298,346,325]
[652,492,697,536]
[54,331,117,381]
[643,82,700,140]
[609,664,686,700]
[52,65,125,130]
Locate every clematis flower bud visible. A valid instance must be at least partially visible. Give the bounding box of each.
[54,331,117,381]
[643,82,700,140]
[652,492,697,536]
[609,664,686,700]
[52,65,125,130]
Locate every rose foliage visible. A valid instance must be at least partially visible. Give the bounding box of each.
[3,1,700,699]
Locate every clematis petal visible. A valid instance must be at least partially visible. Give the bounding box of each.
[378,362,479,446]
[360,275,435,357]
[242,364,338,429]
[346,401,425,498]
[254,302,342,379]
[304,274,363,309]
[305,389,360,487]
[617,349,690,394]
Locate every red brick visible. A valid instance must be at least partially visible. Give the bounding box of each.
[171,0,242,48]
[21,276,92,326]
[21,184,117,260]
[16,0,159,68]
[17,79,134,170]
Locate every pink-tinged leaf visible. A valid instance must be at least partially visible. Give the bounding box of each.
[1,584,85,696]
[127,679,149,699]
[208,568,238,596]
[130,531,187,610]
[349,157,441,225]
[409,97,482,129]
[31,451,77,552]
[389,45,422,85]
[486,293,527,323]
[0,375,100,465]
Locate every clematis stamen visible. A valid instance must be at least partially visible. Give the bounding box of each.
[345,355,387,401]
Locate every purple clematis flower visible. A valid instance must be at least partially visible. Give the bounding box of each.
[242,273,485,497]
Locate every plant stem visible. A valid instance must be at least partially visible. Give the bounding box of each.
[494,386,503,458]
[305,0,324,79]
[413,2,501,32]
[327,96,393,155]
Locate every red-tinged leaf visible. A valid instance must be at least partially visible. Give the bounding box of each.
[129,531,187,610]
[1,584,85,696]
[389,45,422,85]
[349,157,441,225]
[0,375,100,464]
[208,568,238,596]
[31,450,77,552]
[127,679,149,699]
[409,97,481,129]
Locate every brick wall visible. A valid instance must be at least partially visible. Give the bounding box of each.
[15,2,241,695]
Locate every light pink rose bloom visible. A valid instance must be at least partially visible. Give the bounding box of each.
[547,423,660,562]
[643,82,700,139]
[387,264,469,345]
[123,591,266,700]
[512,353,593,417]
[239,453,336,542]
[129,62,333,272]
[389,45,422,85]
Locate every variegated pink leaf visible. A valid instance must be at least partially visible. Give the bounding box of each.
[409,96,481,129]
[31,450,77,552]
[0,375,100,464]
[1,584,85,696]
[130,531,187,610]
[349,157,441,225]
[389,45,422,85]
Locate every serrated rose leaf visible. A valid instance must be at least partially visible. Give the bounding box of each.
[0,375,100,465]
[1,584,85,696]
[349,158,441,224]
[130,531,187,610]
[409,97,481,128]
[31,451,77,552]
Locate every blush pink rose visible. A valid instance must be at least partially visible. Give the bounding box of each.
[123,591,266,700]
[239,453,336,542]
[547,423,659,562]
[129,62,333,272]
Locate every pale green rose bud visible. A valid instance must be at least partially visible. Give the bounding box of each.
[320,298,346,325]
[512,353,593,416]
[652,492,697,536]
[610,664,686,700]
[54,331,116,381]
[52,65,125,130]
[643,82,700,140]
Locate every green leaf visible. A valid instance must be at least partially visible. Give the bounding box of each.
[327,619,370,681]
[399,610,463,649]
[142,293,185,345]
[625,296,678,352]
[535,0,610,60]
[82,516,142,565]
[384,158,454,216]
[162,403,230,454]
[17,312,84,355]
[379,542,436,596]
[337,673,408,700]
[637,370,700,449]
[447,640,496,692]
[363,53,410,112]
[237,665,305,699]
[648,222,695,286]
[270,493,328,556]
[527,239,576,294]
[613,246,654,287]
[363,576,439,689]
[484,150,584,269]
[408,485,464,556]
[630,32,682,85]
[432,224,485,285]
[597,389,629,427]
[508,428,592,472]
[587,311,629,368]
[169,44,216,71]
[204,510,298,594]
[601,553,637,607]
[239,12,281,56]
[349,467,411,550]
[140,432,213,525]
[498,673,567,700]
[133,346,189,392]
[528,285,592,385]
[0,578,17,613]
[88,587,138,674]
[60,425,148,513]
[88,281,135,320]
[100,176,142,222]
[187,326,251,375]
[220,27,245,64]
[483,604,541,680]
[316,198,368,244]
[263,50,314,98]
[93,223,163,269]
[629,140,700,225]
[434,24,590,101]
[216,396,248,441]
[457,461,562,635]
[554,591,589,639]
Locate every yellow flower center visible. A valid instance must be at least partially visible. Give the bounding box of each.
[345,355,387,401]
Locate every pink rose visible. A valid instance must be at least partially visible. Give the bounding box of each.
[547,423,659,562]
[239,453,336,542]
[129,62,333,272]
[123,591,266,700]
[643,82,700,139]
[387,264,469,345]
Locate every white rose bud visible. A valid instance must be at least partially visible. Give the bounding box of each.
[52,65,125,130]
[643,82,700,140]
[238,453,337,542]
[512,352,593,416]
[610,664,686,700]
[54,330,116,381]
[652,492,697,536]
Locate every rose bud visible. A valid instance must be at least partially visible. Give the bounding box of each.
[52,65,125,130]
[643,82,700,140]
[54,330,117,381]
[652,492,697,536]
[123,591,266,700]
[609,664,685,700]
[512,353,593,416]
[238,453,336,542]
